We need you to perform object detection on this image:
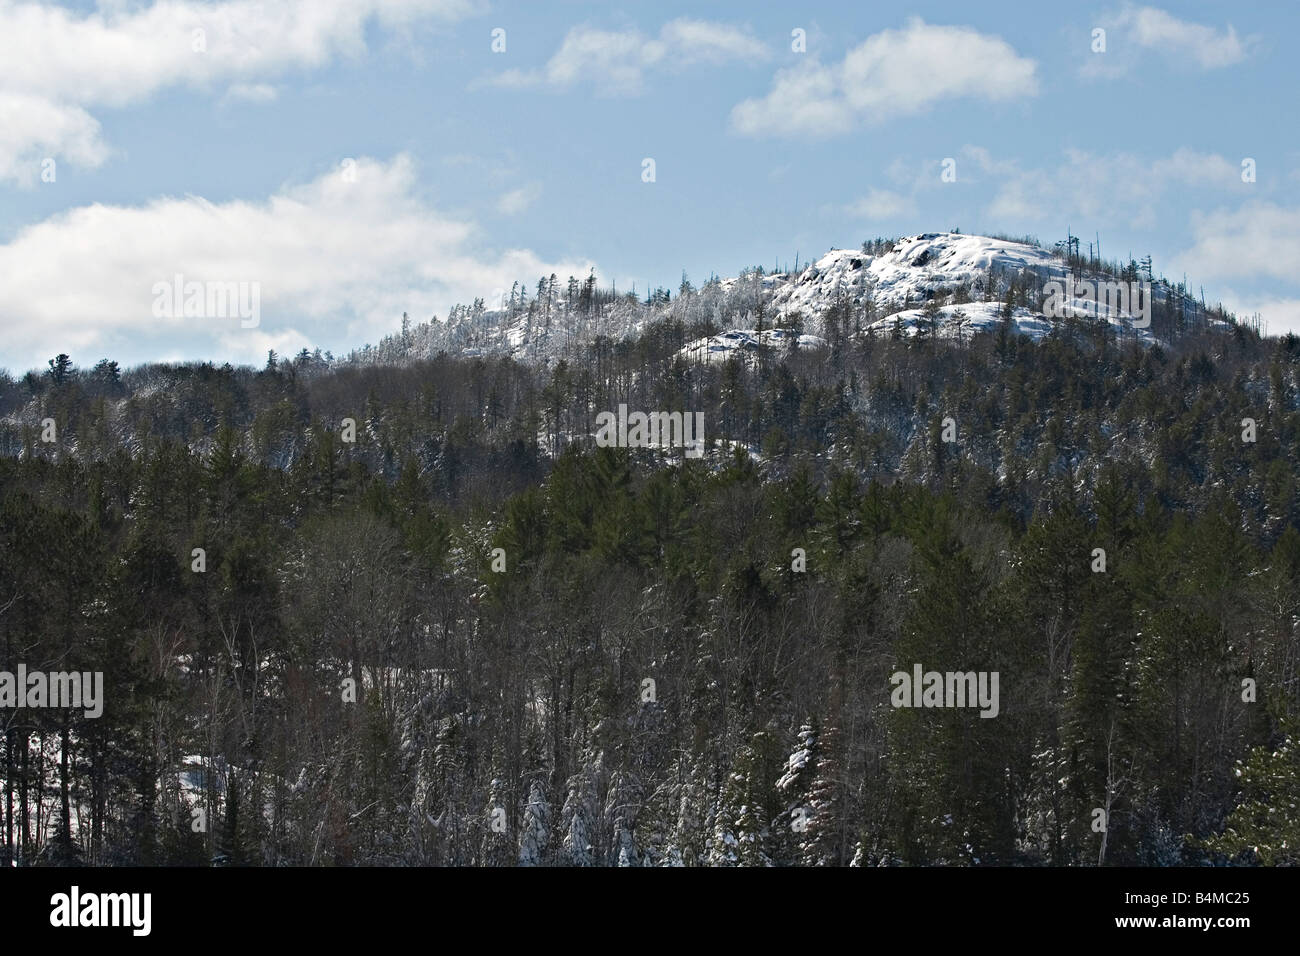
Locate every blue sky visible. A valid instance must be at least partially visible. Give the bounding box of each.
[1,0,1297,373]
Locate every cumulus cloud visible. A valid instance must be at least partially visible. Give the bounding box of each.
[1118,6,1251,67]
[970,146,1245,228]
[480,18,769,95]
[0,155,595,371]
[731,19,1037,137]
[844,188,913,220]
[0,0,480,184]
[1173,202,1300,284]
[1083,6,1255,77]
[0,92,107,186]
[496,183,542,215]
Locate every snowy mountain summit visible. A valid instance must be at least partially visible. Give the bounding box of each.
[352,232,1228,367]
[739,232,1165,350]
[771,232,1061,318]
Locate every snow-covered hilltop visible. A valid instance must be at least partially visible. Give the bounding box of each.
[350,232,1233,368]
[769,233,1060,318]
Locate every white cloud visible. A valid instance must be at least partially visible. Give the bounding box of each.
[974,146,1244,228]
[1152,149,1243,185]
[660,18,770,64]
[844,188,913,220]
[0,155,595,371]
[730,59,850,138]
[1120,6,1251,68]
[1214,294,1300,337]
[1167,202,1300,336]
[1174,202,1300,283]
[496,183,541,215]
[731,19,1037,138]
[1083,6,1255,77]
[0,0,480,184]
[223,83,279,104]
[0,92,107,186]
[480,18,768,95]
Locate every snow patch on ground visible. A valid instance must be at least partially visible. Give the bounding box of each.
[865,302,1052,341]
[859,301,1156,344]
[676,328,828,364]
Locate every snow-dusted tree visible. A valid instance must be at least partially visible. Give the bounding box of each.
[799,717,849,866]
[517,779,551,866]
[558,766,599,866]
[707,733,776,866]
[775,721,819,864]
[604,769,644,866]
[479,776,513,867]
[637,753,707,867]
[613,818,640,867]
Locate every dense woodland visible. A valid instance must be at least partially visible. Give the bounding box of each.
[2,262,1300,866]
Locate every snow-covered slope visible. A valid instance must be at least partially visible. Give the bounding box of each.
[676,328,828,364]
[864,303,1053,342]
[771,233,1061,320]
[860,301,1156,344]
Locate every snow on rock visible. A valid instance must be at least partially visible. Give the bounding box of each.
[676,327,828,364]
[771,233,1061,322]
[865,302,1053,341]
[860,301,1155,344]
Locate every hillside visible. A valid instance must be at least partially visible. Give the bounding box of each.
[345,233,1234,369]
[1,232,1297,869]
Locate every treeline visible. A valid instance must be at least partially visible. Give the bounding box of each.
[4,316,1296,531]
[1,319,1299,865]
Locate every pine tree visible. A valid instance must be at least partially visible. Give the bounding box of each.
[517,779,551,866]
[559,769,597,866]
[46,353,75,386]
[1203,718,1300,865]
[775,721,819,865]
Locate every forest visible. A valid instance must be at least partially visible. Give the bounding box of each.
[2,264,1299,867]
